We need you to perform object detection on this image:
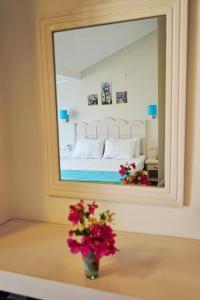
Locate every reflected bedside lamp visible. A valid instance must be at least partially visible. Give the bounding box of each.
[59,109,70,122]
[148,104,157,119]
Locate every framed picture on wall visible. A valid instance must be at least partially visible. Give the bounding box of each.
[116,91,128,104]
[101,82,112,105]
[88,94,98,106]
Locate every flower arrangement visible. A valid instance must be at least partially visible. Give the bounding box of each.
[119,162,151,185]
[66,200,118,261]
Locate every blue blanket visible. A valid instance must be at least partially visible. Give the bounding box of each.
[60,169,121,183]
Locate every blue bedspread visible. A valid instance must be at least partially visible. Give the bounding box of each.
[60,169,121,183]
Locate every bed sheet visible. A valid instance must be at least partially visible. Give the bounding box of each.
[60,155,145,172]
[60,156,145,183]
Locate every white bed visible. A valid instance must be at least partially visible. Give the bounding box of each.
[60,155,145,172]
[60,118,147,183]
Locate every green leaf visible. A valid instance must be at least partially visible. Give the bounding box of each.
[74,229,83,236]
[82,228,90,236]
[100,213,106,220]
[85,212,90,219]
[74,228,90,236]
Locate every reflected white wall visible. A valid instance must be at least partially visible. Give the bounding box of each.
[56,31,158,154]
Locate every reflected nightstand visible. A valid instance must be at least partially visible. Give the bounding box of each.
[145,158,158,185]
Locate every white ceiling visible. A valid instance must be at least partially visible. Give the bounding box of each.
[54,17,157,80]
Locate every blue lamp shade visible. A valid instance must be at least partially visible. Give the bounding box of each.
[59,109,69,122]
[148,104,157,118]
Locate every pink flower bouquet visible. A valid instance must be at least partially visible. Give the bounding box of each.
[66,200,118,262]
[119,162,151,185]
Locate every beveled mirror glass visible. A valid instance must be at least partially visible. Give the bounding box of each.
[53,16,166,188]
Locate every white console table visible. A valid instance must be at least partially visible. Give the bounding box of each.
[0,220,200,300]
[0,271,134,300]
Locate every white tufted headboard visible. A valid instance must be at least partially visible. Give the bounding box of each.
[75,118,147,156]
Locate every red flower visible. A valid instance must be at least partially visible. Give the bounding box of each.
[131,163,136,169]
[119,165,125,176]
[119,163,151,186]
[87,201,98,214]
[67,224,118,259]
[119,165,129,177]
[68,230,74,237]
[66,200,118,260]
[119,170,124,176]
[140,173,151,186]
[88,224,118,259]
[68,201,84,225]
[67,238,81,254]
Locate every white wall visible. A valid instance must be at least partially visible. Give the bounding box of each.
[0,0,200,239]
[57,31,158,151]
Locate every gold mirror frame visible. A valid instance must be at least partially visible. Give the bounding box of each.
[39,0,188,206]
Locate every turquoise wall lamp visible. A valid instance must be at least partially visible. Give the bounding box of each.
[59,109,69,122]
[148,104,157,119]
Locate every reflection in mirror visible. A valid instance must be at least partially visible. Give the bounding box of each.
[53,16,166,187]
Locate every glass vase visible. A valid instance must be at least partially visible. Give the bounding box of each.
[82,252,99,279]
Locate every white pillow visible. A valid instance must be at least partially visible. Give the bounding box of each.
[133,137,141,156]
[103,138,136,159]
[73,138,104,159]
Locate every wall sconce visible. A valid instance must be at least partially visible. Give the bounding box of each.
[59,109,69,122]
[148,104,157,119]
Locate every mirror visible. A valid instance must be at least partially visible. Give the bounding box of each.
[53,16,166,187]
[39,0,187,205]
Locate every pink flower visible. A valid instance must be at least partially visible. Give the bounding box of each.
[66,200,118,260]
[119,163,151,186]
[87,201,98,214]
[119,169,125,176]
[89,224,118,259]
[67,224,118,260]
[119,165,125,176]
[69,230,74,237]
[80,236,93,257]
[68,201,85,225]
[140,173,151,186]
[68,210,80,225]
[67,238,81,254]
[131,163,136,169]
[119,165,129,177]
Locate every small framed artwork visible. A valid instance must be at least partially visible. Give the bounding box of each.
[88,94,98,106]
[101,82,112,105]
[116,91,128,104]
